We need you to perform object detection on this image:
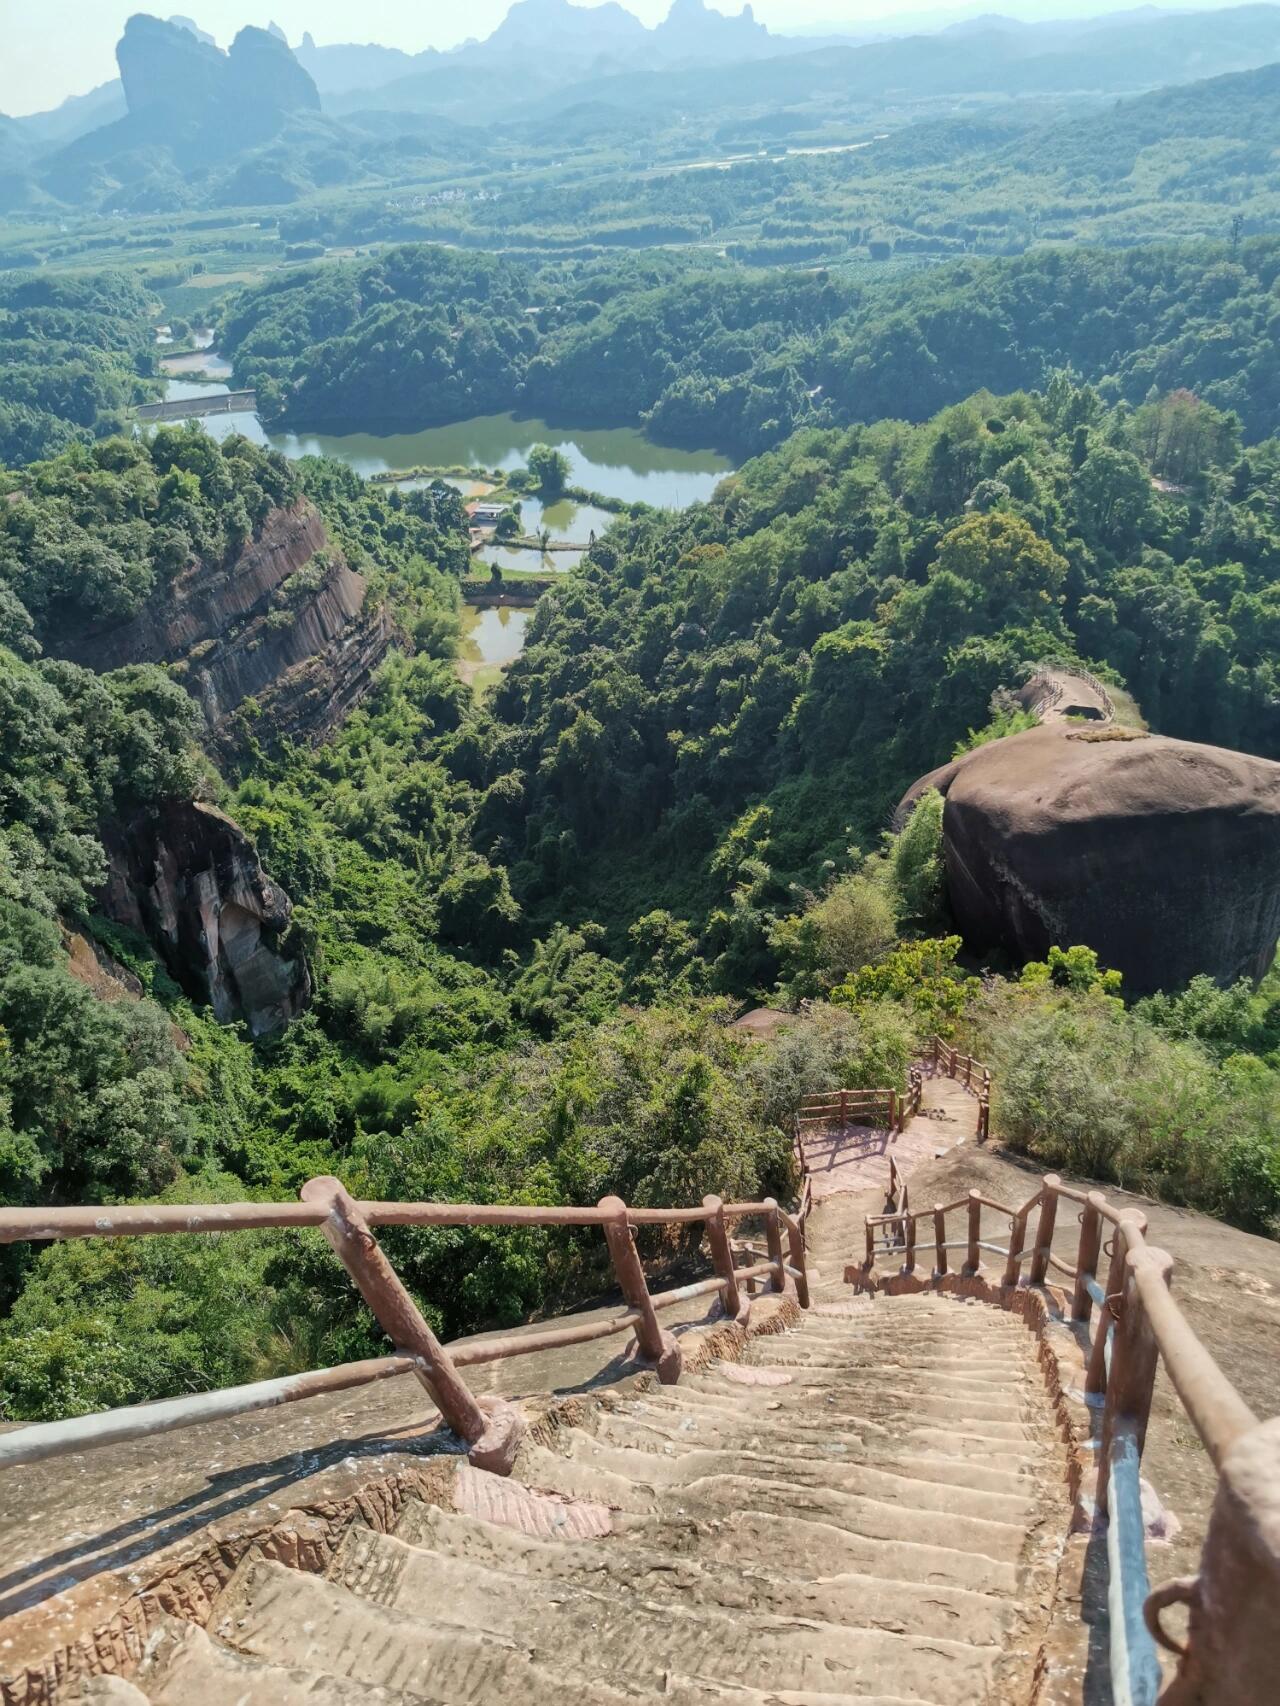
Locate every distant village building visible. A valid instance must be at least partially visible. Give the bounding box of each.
[468,503,508,527]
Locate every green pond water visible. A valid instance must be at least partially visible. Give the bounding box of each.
[460,604,532,675]
[163,378,732,674]
[165,380,731,510]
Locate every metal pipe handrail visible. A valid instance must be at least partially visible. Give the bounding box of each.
[859,1114,1274,1702]
[0,1145,819,1478]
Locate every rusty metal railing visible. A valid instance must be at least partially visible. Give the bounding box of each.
[0,1179,813,1477]
[860,1170,1273,1704]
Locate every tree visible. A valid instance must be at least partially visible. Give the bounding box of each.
[933,512,1068,623]
[526,444,570,498]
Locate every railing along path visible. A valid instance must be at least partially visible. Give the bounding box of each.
[0,1179,812,1476]
[859,1101,1276,1705]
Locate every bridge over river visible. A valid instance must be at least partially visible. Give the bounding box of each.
[137,390,256,423]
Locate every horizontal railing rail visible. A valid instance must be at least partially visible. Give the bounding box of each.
[0,1177,814,1476]
[860,1163,1271,1703]
[928,1035,992,1139]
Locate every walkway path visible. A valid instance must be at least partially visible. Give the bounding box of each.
[804,1065,983,1207]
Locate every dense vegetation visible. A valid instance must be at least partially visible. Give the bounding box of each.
[1,358,1278,1420]
[2,4,1280,1427]
[0,270,159,467]
[218,236,1280,457]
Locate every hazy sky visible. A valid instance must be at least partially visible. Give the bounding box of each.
[0,0,1249,116]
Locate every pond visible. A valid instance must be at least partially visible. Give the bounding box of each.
[163,378,732,511]
[458,603,531,691]
[160,350,234,379]
[479,545,587,576]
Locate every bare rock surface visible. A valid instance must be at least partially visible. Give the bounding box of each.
[101,800,310,1036]
[900,723,1280,993]
[55,501,396,749]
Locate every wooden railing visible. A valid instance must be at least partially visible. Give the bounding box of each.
[0,1178,812,1476]
[930,1034,992,1140]
[861,1172,1274,1704]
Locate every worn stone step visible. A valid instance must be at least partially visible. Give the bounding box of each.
[596,1389,1048,1472]
[212,1558,644,1706]
[329,1524,996,1700]
[558,1434,1039,1523]
[650,1381,1055,1445]
[393,1498,1023,1646]
[218,1554,967,1705]
[625,1506,1024,1598]
[590,1409,1043,1498]
[705,1368,1040,1420]
[518,1447,1037,1562]
[131,1617,438,1706]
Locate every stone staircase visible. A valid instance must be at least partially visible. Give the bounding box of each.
[81,1287,1070,1706]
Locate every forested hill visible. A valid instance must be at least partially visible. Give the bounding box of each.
[0,270,158,467]
[3,373,1280,1417]
[220,237,1280,455]
[485,380,1280,954]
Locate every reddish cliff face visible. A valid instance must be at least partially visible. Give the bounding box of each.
[57,500,396,748]
[101,801,310,1038]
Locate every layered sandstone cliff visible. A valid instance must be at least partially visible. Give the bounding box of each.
[58,500,395,748]
[898,724,1280,995]
[101,800,310,1038]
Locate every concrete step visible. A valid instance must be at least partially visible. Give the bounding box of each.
[211,1557,646,1706]
[328,1523,996,1700]
[518,1446,1038,1562]
[590,1408,1045,1498]
[557,1433,1040,1523]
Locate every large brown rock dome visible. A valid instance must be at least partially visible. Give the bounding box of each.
[899,724,1280,995]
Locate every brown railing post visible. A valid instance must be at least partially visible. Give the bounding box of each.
[1004,1204,1030,1287]
[763,1198,786,1293]
[933,1204,948,1277]
[300,1176,523,1474]
[1086,1217,1142,1398]
[703,1195,743,1321]
[599,1196,682,1383]
[839,1089,848,1126]
[1029,1175,1061,1286]
[864,1218,875,1269]
[1098,1244,1174,1514]
[1160,1417,1280,1704]
[888,1089,898,1131]
[902,1211,917,1275]
[1073,1192,1105,1323]
[785,1216,810,1310]
[965,1191,982,1276]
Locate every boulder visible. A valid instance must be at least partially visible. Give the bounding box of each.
[898,724,1280,995]
[101,801,311,1037]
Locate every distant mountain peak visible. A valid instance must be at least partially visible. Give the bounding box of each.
[488,0,646,49]
[117,13,319,121]
[658,0,771,51]
[167,14,215,47]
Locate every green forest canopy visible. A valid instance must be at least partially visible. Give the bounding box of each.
[1,361,1279,1418]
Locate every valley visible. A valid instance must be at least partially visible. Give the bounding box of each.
[0,0,1277,1518]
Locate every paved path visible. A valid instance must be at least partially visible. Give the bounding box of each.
[804,1067,983,1206]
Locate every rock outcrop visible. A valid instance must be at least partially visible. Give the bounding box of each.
[117,15,320,126]
[57,500,396,749]
[101,801,310,1037]
[898,724,1280,994]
